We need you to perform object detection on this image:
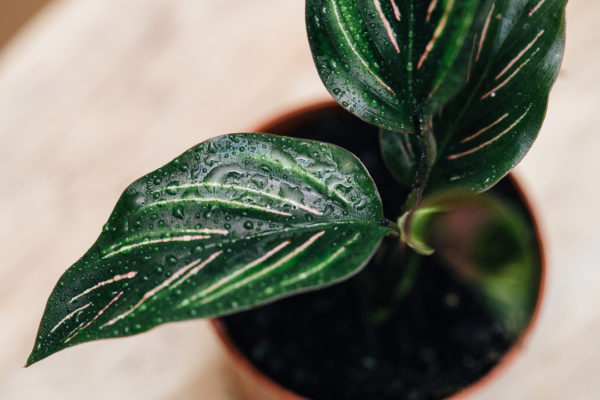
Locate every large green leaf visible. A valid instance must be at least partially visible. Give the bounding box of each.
[28,133,388,365]
[307,0,479,132]
[308,0,566,192]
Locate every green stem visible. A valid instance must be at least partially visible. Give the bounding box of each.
[413,116,437,204]
[400,114,437,217]
[383,218,402,237]
[364,249,424,325]
[392,250,423,302]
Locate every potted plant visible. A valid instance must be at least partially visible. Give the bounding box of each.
[27,1,566,399]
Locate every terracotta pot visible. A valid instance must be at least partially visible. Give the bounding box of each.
[211,101,546,400]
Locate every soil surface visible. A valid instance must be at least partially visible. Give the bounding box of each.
[220,105,538,400]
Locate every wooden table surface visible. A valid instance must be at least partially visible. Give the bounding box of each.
[1,1,598,399]
[0,0,49,49]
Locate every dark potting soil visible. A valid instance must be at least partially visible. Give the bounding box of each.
[220,105,538,400]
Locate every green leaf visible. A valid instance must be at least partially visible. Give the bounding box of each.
[403,191,541,333]
[28,133,388,365]
[308,0,566,192]
[307,0,480,131]
[428,0,566,192]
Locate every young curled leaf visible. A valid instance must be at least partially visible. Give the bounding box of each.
[28,133,388,365]
[402,191,541,333]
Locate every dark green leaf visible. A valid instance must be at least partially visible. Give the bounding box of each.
[28,133,388,365]
[429,0,566,192]
[308,0,566,192]
[380,128,422,186]
[307,0,479,132]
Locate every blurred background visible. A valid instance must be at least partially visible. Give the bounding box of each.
[0,0,598,399]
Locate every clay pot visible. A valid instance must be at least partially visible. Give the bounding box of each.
[211,101,545,400]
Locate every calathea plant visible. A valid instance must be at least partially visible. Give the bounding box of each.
[27,0,566,366]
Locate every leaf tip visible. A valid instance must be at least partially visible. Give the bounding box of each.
[24,353,37,368]
[25,339,53,367]
[25,350,41,368]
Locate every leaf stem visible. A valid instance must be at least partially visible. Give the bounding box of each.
[392,250,423,302]
[382,219,402,237]
[401,114,437,216]
[413,116,437,201]
[363,249,424,326]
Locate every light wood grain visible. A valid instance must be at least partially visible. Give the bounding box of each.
[0,1,598,399]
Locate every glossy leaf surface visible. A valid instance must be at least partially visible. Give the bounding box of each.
[28,133,388,365]
[308,0,566,192]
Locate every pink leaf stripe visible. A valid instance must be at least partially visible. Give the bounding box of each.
[447,107,530,160]
[174,182,324,216]
[529,0,547,16]
[389,0,400,21]
[155,198,293,217]
[426,0,438,22]
[102,252,222,327]
[481,53,537,100]
[374,0,400,53]
[495,30,544,80]
[171,251,227,290]
[64,292,124,343]
[418,0,454,70]
[329,0,396,94]
[461,113,509,143]
[181,241,292,307]
[50,303,91,333]
[102,228,228,259]
[281,232,361,287]
[194,231,326,307]
[70,271,137,302]
[477,3,495,62]
[467,33,478,82]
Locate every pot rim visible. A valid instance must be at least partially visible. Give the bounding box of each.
[210,100,547,400]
